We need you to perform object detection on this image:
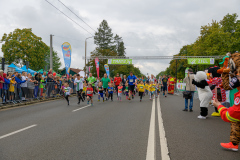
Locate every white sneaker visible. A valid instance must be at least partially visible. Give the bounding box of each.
[198,115,206,119]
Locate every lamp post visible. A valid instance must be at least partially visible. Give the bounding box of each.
[85,36,93,75]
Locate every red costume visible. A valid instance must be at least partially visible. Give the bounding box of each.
[209,77,226,102]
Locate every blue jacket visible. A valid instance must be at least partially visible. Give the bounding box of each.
[3,78,10,90]
[14,76,26,88]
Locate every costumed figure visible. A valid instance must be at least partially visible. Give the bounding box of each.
[215,51,240,151]
[192,71,213,119]
[213,70,240,151]
[168,77,175,94]
[208,67,226,117]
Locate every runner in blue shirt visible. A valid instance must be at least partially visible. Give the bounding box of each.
[127,71,137,100]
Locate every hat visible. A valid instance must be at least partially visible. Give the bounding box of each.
[219,55,229,64]
[188,68,193,72]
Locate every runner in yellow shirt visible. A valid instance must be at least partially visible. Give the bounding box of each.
[137,81,145,102]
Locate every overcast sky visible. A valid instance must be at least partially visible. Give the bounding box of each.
[0,0,240,76]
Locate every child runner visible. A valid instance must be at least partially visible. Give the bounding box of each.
[82,82,87,101]
[86,83,94,106]
[98,82,105,102]
[138,80,145,102]
[74,74,84,105]
[125,83,129,100]
[154,81,158,98]
[108,83,114,101]
[64,83,72,105]
[145,82,149,96]
[149,81,155,100]
[118,83,123,101]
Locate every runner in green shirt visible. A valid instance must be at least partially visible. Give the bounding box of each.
[87,73,96,94]
[101,73,110,100]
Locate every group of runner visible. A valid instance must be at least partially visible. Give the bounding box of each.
[62,72,170,106]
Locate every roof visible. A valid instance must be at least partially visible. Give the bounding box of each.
[60,68,82,74]
[69,68,82,74]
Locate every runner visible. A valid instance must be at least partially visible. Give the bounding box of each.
[149,81,155,100]
[74,74,84,105]
[82,82,87,101]
[122,75,127,95]
[64,83,72,105]
[86,83,94,106]
[127,71,137,100]
[108,83,114,101]
[102,73,110,100]
[125,83,129,100]
[87,73,97,94]
[162,75,168,97]
[98,82,104,102]
[117,82,123,101]
[114,73,122,96]
[138,80,145,102]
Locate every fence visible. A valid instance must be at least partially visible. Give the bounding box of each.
[0,81,77,105]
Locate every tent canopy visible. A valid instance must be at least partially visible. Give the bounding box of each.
[8,63,17,68]
[21,65,36,74]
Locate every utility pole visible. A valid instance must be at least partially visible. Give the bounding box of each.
[85,36,93,75]
[50,34,53,70]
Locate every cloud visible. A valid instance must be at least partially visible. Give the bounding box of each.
[0,0,240,76]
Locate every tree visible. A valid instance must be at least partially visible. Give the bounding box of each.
[45,50,61,72]
[163,13,240,78]
[1,28,61,71]
[94,20,114,49]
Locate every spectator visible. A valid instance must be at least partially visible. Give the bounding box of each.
[0,70,5,101]
[27,74,35,100]
[21,72,28,100]
[183,68,196,112]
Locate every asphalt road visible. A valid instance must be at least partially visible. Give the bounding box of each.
[0,92,240,160]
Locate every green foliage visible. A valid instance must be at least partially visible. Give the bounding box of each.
[89,20,142,78]
[45,49,61,72]
[164,13,240,78]
[1,28,61,71]
[94,20,114,50]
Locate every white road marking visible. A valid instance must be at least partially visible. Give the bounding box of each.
[146,98,156,160]
[157,97,170,160]
[72,105,91,112]
[0,124,37,140]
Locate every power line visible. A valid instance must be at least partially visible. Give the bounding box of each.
[58,0,96,33]
[54,35,95,44]
[44,0,94,36]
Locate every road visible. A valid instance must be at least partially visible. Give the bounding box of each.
[0,93,239,160]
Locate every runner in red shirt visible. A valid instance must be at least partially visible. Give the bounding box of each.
[114,73,122,95]
[86,83,94,106]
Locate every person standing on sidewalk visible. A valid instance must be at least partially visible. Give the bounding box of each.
[183,68,195,112]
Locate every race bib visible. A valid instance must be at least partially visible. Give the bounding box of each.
[130,79,133,82]
[140,86,143,89]
[87,91,92,94]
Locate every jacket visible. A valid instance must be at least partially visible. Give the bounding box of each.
[218,91,240,122]
[114,77,122,86]
[183,74,195,91]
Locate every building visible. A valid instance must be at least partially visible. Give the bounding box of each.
[60,68,82,75]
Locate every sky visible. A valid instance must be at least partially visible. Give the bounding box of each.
[0,0,240,76]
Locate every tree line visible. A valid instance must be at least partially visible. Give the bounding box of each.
[157,13,240,79]
[87,20,143,78]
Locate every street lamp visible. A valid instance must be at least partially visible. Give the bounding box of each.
[85,36,94,75]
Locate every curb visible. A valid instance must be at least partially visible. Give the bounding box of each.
[0,94,76,111]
